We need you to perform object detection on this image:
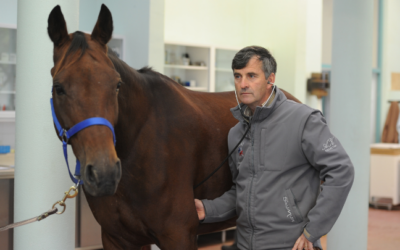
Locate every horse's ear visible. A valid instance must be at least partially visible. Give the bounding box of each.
[47,5,69,47]
[91,4,113,46]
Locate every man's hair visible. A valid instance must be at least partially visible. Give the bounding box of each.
[232,46,277,79]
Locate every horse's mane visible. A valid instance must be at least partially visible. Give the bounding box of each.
[107,49,176,87]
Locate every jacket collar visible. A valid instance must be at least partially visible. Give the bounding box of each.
[230,86,287,124]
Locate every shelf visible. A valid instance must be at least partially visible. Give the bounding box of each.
[0,111,15,122]
[215,68,232,73]
[0,91,16,94]
[0,61,16,65]
[164,64,208,70]
[185,86,208,91]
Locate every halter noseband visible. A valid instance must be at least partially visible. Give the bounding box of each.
[50,97,116,185]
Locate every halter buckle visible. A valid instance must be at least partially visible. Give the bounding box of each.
[61,129,69,143]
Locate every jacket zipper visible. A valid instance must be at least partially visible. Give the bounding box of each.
[247,126,255,250]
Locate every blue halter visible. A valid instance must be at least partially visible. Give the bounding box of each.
[50,97,116,185]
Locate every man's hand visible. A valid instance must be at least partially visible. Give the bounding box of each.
[194,199,205,221]
[292,234,313,250]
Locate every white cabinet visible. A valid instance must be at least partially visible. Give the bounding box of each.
[164,42,239,92]
[370,143,400,208]
[0,25,17,122]
[109,35,125,60]
[214,48,238,92]
[164,42,210,91]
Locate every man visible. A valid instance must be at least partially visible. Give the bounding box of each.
[195,46,354,250]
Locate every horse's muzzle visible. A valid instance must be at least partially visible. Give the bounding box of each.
[83,159,122,197]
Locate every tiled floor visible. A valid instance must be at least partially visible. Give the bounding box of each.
[367,207,400,250]
[199,207,400,250]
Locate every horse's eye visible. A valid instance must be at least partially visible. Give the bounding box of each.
[54,85,66,96]
[116,82,122,92]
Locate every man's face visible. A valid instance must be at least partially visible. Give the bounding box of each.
[233,56,275,112]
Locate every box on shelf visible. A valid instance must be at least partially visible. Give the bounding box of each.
[0,145,10,154]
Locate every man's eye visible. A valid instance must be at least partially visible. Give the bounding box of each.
[54,85,66,96]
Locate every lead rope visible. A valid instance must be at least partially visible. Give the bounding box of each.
[194,86,276,189]
[0,184,79,232]
[194,123,251,189]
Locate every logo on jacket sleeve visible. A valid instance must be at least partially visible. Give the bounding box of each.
[322,136,337,152]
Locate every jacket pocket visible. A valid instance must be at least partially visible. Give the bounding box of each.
[260,123,288,171]
[283,189,304,223]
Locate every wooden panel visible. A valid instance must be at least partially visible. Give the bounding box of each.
[0,179,11,250]
[371,148,400,155]
[391,72,400,90]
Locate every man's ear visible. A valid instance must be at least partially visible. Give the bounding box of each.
[91,4,113,45]
[268,72,276,84]
[47,5,69,47]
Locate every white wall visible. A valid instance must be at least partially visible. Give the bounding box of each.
[14,1,79,248]
[381,0,400,132]
[322,0,333,65]
[305,0,323,110]
[79,0,165,72]
[165,0,322,104]
[164,0,247,48]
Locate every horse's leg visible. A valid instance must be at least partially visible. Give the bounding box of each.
[156,229,198,250]
[102,229,142,250]
[154,193,199,250]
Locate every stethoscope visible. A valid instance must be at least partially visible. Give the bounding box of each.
[193,82,276,189]
[234,81,276,126]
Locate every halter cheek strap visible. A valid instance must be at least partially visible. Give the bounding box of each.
[50,98,116,185]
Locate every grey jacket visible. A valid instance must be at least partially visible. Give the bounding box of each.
[202,87,354,250]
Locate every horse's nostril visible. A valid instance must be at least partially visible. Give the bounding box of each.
[86,164,96,183]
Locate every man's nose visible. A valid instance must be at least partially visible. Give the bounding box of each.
[239,78,248,89]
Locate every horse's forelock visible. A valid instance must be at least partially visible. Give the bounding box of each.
[53,31,89,78]
[65,31,89,59]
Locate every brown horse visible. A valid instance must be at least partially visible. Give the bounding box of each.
[48,4,300,250]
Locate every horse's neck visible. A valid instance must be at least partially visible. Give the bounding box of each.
[112,61,176,145]
[116,70,149,135]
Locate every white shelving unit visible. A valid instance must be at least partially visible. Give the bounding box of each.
[109,35,125,60]
[0,62,16,65]
[164,42,210,91]
[0,111,15,122]
[214,47,238,92]
[0,25,17,122]
[164,42,239,93]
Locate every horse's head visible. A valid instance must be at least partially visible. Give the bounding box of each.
[47,5,122,197]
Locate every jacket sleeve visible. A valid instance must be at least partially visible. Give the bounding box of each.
[201,154,238,223]
[301,111,355,243]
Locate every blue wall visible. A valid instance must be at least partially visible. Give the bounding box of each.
[0,0,153,69]
[79,0,151,69]
[0,0,17,25]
